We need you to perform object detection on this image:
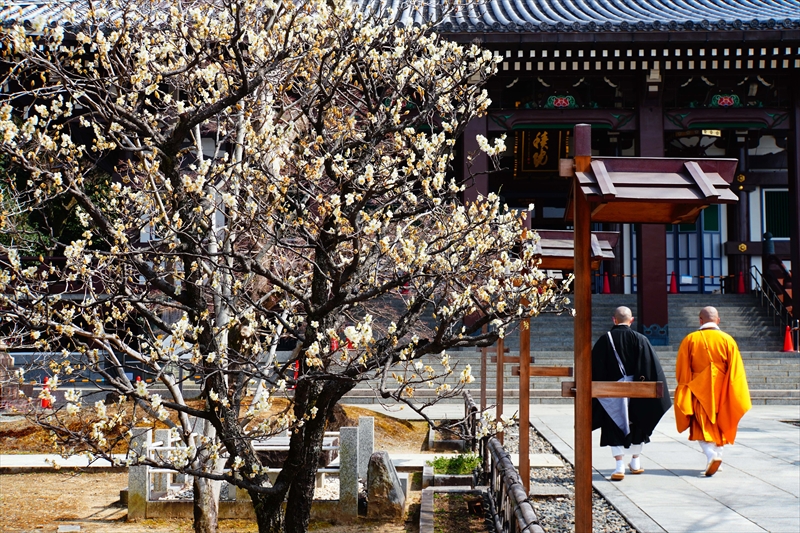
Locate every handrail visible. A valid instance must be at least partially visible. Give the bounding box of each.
[748,265,792,328]
[748,265,799,351]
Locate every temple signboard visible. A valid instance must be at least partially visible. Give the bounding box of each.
[514,129,569,177]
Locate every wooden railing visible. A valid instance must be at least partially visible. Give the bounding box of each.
[464,391,545,533]
[485,437,545,533]
[463,390,479,453]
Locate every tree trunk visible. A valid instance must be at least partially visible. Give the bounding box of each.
[283,425,324,533]
[192,403,222,533]
[193,475,220,533]
[251,491,287,533]
[283,380,354,533]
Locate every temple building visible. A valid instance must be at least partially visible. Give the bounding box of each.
[394,0,800,344]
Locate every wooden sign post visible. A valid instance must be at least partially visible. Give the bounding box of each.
[572,134,594,528]
[565,124,738,533]
[513,232,609,493]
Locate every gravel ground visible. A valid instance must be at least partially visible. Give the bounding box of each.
[503,426,636,533]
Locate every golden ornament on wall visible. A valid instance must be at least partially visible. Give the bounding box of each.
[738,243,747,252]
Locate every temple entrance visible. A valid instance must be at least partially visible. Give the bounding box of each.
[631,205,725,294]
[666,205,724,293]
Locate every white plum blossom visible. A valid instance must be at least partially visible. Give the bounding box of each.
[0,0,571,528]
[460,364,475,384]
[135,379,148,399]
[475,134,507,157]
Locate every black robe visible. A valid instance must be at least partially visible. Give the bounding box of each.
[591,324,672,447]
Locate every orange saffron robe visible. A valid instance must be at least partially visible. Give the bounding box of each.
[674,327,752,446]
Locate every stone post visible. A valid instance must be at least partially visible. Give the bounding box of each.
[357,416,374,478]
[339,426,359,518]
[127,427,152,520]
[152,429,171,493]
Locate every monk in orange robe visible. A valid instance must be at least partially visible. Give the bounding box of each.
[674,306,751,476]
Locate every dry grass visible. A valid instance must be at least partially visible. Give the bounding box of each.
[0,400,431,455]
[0,404,431,533]
[340,405,430,453]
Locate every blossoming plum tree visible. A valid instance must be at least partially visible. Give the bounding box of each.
[0,1,570,532]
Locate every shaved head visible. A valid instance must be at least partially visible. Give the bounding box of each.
[613,306,634,325]
[699,306,720,325]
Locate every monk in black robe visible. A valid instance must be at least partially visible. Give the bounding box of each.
[591,306,671,481]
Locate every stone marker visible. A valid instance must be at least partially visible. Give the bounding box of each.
[339,426,359,518]
[127,427,152,519]
[57,526,81,532]
[366,451,406,520]
[357,416,374,478]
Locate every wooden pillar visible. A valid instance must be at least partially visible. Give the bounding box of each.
[789,72,800,317]
[636,75,669,345]
[481,348,489,413]
[736,190,751,291]
[727,141,749,292]
[610,224,624,294]
[519,313,530,493]
[480,325,487,411]
[573,124,593,533]
[462,116,489,204]
[495,337,504,444]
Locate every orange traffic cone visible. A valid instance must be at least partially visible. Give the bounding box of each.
[289,360,300,390]
[669,271,678,294]
[737,271,746,294]
[602,272,611,294]
[41,376,52,409]
[783,326,795,352]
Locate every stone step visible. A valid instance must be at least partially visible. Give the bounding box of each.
[343,388,800,405]
[346,293,796,404]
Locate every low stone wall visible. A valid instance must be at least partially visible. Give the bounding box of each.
[128,416,376,522]
[138,499,342,521]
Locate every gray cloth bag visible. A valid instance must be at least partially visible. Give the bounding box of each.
[598,332,633,436]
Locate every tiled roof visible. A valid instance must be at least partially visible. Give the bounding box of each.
[1,1,103,25]
[2,1,799,33]
[368,0,800,33]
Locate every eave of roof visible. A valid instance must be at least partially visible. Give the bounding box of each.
[424,0,800,34]
[3,1,800,39]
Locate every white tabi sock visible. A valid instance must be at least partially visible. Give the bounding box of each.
[630,456,641,471]
[699,441,717,461]
[614,459,625,474]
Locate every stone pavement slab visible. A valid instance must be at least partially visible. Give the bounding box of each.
[0,453,127,472]
[348,402,800,533]
[531,404,800,533]
[529,484,571,497]
[327,452,562,469]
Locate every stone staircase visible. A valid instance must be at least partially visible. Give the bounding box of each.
[343,294,799,405]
